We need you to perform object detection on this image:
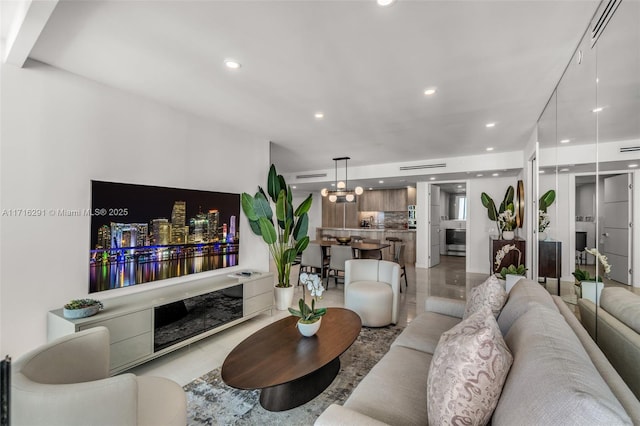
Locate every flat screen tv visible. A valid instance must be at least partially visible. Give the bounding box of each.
[89,180,240,293]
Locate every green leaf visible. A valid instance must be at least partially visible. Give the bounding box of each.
[267,164,280,202]
[293,213,309,241]
[539,190,556,212]
[295,236,310,253]
[258,217,277,244]
[253,192,273,220]
[283,248,298,264]
[481,192,498,221]
[276,190,286,222]
[294,194,313,216]
[241,193,258,221]
[248,219,262,236]
[314,307,327,316]
[288,308,302,317]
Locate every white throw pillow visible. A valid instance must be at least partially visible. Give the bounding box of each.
[427,307,513,426]
[463,274,507,319]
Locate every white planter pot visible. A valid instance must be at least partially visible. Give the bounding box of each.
[502,230,515,240]
[538,231,547,241]
[580,281,604,306]
[297,317,322,337]
[505,274,524,293]
[274,285,295,310]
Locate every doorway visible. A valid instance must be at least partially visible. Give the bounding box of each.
[428,182,468,284]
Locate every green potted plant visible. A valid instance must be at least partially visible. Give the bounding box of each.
[241,164,312,310]
[288,273,327,336]
[494,244,526,292]
[538,189,555,240]
[63,298,104,319]
[573,247,610,303]
[498,209,516,240]
[481,186,514,239]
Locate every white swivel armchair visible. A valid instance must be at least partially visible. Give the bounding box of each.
[12,326,186,426]
[344,259,401,327]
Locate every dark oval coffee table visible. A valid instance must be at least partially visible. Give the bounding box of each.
[221,307,361,411]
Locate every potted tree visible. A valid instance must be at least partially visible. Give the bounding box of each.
[481,186,514,239]
[241,164,312,310]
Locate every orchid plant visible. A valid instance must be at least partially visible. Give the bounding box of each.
[288,273,327,324]
[498,210,516,232]
[573,247,611,285]
[494,244,526,278]
[538,210,550,232]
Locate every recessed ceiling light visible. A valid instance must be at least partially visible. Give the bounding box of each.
[368,187,373,190]
[224,59,241,69]
[477,173,483,177]
[560,139,571,144]
[377,0,395,6]
[424,88,437,96]
[560,168,570,172]
[539,170,545,174]
[592,107,603,113]
[314,112,324,119]
[292,185,297,189]
[379,180,384,184]
[492,173,499,177]
[331,183,335,187]
[629,164,638,168]
[485,122,496,128]
[486,147,494,151]
[430,177,436,181]
[457,185,462,188]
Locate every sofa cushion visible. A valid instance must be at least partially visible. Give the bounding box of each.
[601,287,640,335]
[496,278,557,336]
[344,346,432,425]
[427,308,512,426]
[463,274,506,319]
[493,304,632,425]
[392,311,461,354]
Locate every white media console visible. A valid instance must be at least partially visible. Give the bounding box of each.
[47,271,274,374]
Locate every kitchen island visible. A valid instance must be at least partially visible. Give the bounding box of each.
[316,227,416,263]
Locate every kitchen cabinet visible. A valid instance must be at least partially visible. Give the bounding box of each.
[359,189,411,212]
[322,196,359,228]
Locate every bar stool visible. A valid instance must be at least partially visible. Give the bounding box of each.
[386,236,403,260]
[394,244,408,291]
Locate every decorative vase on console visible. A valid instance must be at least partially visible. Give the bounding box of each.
[241,164,313,311]
[572,247,611,306]
[498,210,516,241]
[539,210,550,241]
[288,273,326,337]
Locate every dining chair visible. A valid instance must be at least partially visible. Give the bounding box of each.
[394,244,408,291]
[298,243,329,284]
[328,245,354,287]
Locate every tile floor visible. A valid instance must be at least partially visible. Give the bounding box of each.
[129,256,488,386]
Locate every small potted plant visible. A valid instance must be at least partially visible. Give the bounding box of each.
[573,247,610,303]
[538,210,550,241]
[288,273,327,337]
[494,244,526,292]
[63,298,104,319]
[498,210,516,240]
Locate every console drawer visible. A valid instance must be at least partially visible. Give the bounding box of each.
[110,332,153,370]
[244,292,273,316]
[80,309,151,344]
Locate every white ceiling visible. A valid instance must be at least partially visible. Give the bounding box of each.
[12,0,600,176]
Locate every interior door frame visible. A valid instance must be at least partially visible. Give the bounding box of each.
[427,180,470,271]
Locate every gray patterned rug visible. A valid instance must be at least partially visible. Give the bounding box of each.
[184,324,404,425]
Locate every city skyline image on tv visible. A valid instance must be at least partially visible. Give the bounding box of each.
[89,180,240,293]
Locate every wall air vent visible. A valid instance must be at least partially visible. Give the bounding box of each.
[295,173,327,179]
[591,0,622,47]
[620,146,640,153]
[399,163,446,171]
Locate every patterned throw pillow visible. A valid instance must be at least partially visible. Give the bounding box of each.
[427,308,513,426]
[463,274,506,319]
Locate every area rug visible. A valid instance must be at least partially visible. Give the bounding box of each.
[184,324,405,425]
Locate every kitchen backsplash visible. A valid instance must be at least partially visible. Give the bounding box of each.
[358,211,408,229]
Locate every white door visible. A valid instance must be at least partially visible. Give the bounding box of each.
[429,185,441,267]
[603,174,632,285]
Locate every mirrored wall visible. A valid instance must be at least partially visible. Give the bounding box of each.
[536,0,640,340]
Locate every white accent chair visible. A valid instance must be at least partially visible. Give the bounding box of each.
[11,326,186,426]
[344,259,401,327]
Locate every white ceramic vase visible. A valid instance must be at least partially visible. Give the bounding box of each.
[538,231,547,241]
[502,230,515,240]
[297,317,322,337]
[505,274,524,293]
[580,281,604,306]
[274,285,295,310]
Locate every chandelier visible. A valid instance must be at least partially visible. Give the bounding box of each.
[321,157,364,203]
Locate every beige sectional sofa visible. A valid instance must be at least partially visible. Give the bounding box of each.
[316,279,640,425]
[579,287,640,400]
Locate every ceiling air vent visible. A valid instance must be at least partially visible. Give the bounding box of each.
[620,146,640,153]
[591,0,622,47]
[399,163,446,171]
[295,173,327,179]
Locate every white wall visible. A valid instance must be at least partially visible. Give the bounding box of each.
[0,61,270,357]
